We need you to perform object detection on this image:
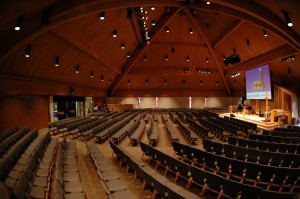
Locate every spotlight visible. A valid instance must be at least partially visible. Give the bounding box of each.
[186,56,190,62]
[145,79,149,84]
[189,28,193,34]
[15,14,25,31]
[263,29,268,37]
[112,30,117,38]
[151,20,156,26]
[121,42,125,49]
[207,1,211,5]
[151,6,155,10]
[200,80,203,86]
[165,27,170,33]
[90,71,94,78]
[164,79,167,84]
[282,10,293,27]
[75,65,79,73]
[25,45,31,58]
[216,81,218,86]
[223,55,226,61]
[127,52,131,58]
[101,75,104,81]
[128,79,130,85]
[143,55,147,61]
[99,11,105,20]
[55,56,60,66]
[205,57,208,62]
[109,78,112,84]
[165,54,168,61]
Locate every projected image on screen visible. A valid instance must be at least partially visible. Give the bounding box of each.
[245,64,272,99]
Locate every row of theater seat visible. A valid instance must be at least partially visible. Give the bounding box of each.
[111,113,141,145]
[203,139,300,167]
[162,114,179,142]
[3,131,58,198]
[86,142,136,199]
[275,127,300,133]
[109,140,199,199]
[249,133,300,145]
[0,129,37,182]
[0,126,19,144]
[176,116,198,145]
[173,141,300,194]
[146,119,159,146]
[185,117,210,139]
[229,136,300,154]
[265,130,300,139]
[129,119,145,146]
[223,115,257,132]
[0,127,30,157]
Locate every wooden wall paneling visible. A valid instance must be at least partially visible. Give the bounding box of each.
[0,95,49,132]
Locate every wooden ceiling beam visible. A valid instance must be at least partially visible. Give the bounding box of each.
[182,6,231,96]
[212,19,244,48]
[151,41,207,48]
[192,1,300,51]
[224,44,297,76]
[109,7,182,96]
[50,30,121,75]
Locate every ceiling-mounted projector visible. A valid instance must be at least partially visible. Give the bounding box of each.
[223,53,241,66]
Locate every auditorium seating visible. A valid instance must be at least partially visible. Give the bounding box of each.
[86,141,135,199]
[175,117,198,145]
[228,136,300,154]
[162,114,179,143]
[129,116,145,146]
[109,140,199,199]
[249,133,300,145]
[0,126,19,143]
[146,119,159,146]
[173,141,300,195]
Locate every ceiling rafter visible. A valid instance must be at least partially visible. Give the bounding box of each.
[109,7,182,96]
[212,19,244,48]
[191,1,300,51]
[182,6,231,96]
[224,44,297,76]
[50,30,121,75]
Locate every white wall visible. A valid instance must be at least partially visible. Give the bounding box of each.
[106,97,236,109]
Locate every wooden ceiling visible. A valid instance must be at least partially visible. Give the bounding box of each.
[0,0,299,97]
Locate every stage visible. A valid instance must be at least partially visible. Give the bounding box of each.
[219,113,279,131]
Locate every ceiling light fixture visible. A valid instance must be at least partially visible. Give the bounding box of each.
[186,56,190,62]
[90,71,94,78]
[112,30,117,38]
[99,11,105,20]
[15,14,25,31]
[282,10,293,27]
[165,27,170,33]
[25,45,31,58]
[263,29,268,37]
[75,65,79,73]
[223,55,226,61]
[143,55,147,61]
[151,6,155,10]
[205,57,208,62]
[128,79,130,85]
[207,1,211,5]
[55,56,60,66]
[101,75,104,81]
[127,51,131,58]
[216,81,218,86]
[231,72,240,78]
[109,78,112,84]
[164,79,167,84]
[165,54,168,61]
[200,80,203,86]
[145,79,149,84]
[233,80,236,86]
[151,20,156,26]
[189,28,193,34]
[121,42,125,49]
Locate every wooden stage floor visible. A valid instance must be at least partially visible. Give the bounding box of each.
[220,113,279,131]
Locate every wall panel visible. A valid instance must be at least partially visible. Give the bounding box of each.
[0,95,49,132]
